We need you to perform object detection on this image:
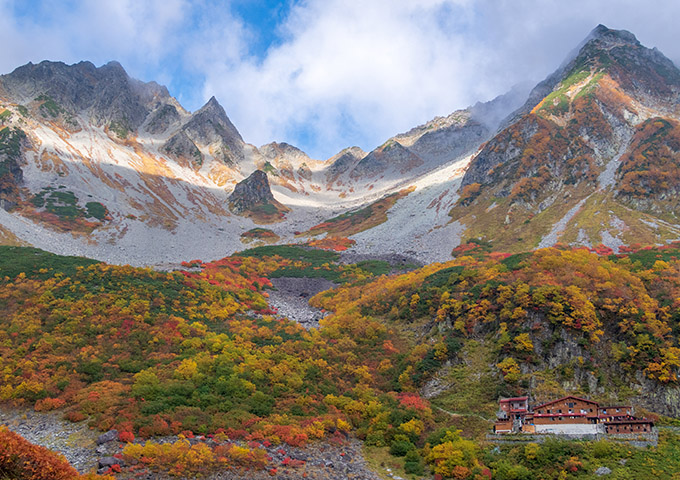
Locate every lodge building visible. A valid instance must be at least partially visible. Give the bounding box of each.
[494,395,654,435]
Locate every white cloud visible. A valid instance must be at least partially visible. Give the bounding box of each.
[203,0,488,158]
[0,0,189,77]
[200,0,680,158]
[3,0,680,159]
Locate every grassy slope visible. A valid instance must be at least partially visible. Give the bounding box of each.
[305,188,413,238]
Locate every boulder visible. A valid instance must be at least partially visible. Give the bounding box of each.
[96,429,118,445]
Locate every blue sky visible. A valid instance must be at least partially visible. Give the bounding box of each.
[1,0,679,159]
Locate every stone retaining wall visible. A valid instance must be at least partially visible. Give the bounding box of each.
[486,428,658,447]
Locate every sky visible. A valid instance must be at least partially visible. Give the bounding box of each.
[0,0,678,159]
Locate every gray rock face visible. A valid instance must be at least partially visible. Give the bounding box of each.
[407,119,488,166]
[0,127,27,210]
[352,141,423,178]
[469,83,532,132]
[96,429,118,445]
[164,96,245,165]
[259,142,309,162]
[297,163,312,180]
[98,456,124,468]
[259,142,313,180]
[145,103,181,134]
[325,87,525,183]
[184,97,242,145]
[229,170,275,214]
[0,60,170,130]
[325,146,366,184]
[162,130,202,165]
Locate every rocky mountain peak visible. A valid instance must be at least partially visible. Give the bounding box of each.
[260,142,311,166]
[162,96,246,166]
[511,24,680,123]
[586,24,639,48]
[454,24,680,254]
[228,170,275,214]
[99,60,128,77]
[204,95,222,110]
[570,24,680,103]
[194,96,238,131]
[325,146,367,184]
[0,60,172,131]
[185,96,243,145]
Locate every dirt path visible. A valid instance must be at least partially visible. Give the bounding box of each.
[433,405,494,422]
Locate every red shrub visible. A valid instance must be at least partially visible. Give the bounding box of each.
[0,426,112,479]
[118,430,135,443]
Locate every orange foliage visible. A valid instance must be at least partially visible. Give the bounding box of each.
[618,118,680,199]
[0,426,112,480]
[307,237,356,251]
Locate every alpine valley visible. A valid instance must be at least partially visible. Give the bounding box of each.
[3,24,680,480]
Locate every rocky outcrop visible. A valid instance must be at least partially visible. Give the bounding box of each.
[351,141,423,178]
[163,96,245,165]
[228,170,288,219]
[96,429,118,445]
[325,146,366,184]
[145,103,181,134]
[162,130,202,165]
[460,116,541,189]
[259,142,310,164]
[326,88,525,184]
[406,117,488,167]
[0,127,26,210]
[0,60,170,131]
[259,142,313,181]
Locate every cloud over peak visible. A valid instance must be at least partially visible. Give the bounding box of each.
[2,0,680,159]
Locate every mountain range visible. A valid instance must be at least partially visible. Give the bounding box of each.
[0,24,679,266]
[4,24,680,479]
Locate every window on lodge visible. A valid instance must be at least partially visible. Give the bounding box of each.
[568,402,574,408]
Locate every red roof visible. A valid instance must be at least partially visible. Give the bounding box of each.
[533,396,598,410]
[499,396,528,403]
[509,409,528,413]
